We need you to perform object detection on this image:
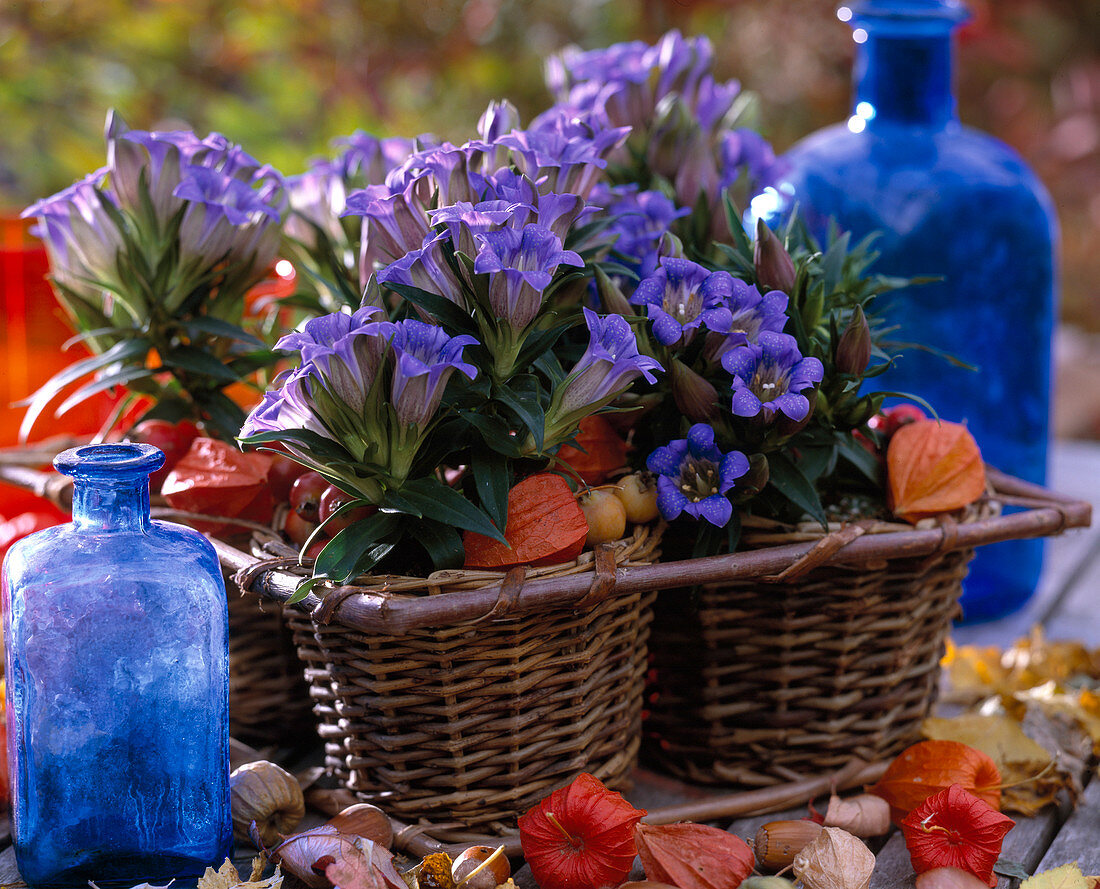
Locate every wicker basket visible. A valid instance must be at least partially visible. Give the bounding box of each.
[218,525,663,844]
[641,472,1090,786]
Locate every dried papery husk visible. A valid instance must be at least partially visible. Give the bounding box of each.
[635,822,754,889]
[328,803,394,849]
[753,821,824,871]
[230,760,305,846]
[871,740,1001,825]
[792,827,875,889]
[824,794,892,838]
[915,869,992,889]
[452,846,510,889]
[886,420,985,523]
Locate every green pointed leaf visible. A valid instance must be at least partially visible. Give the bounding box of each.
[56,366,154,417]
[835,432,882,484]
[159,345,240,383]
[181,317,267,347]
[494,375,545,452]
[470,450,510,530]
[767,451,827,529]
[381,282,477,337]
[312,511,403,582]
[385,476,506,543]
[18,338,152,440]
[417,519,465,569]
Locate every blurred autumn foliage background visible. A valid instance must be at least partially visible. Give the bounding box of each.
[1,0,1098,430]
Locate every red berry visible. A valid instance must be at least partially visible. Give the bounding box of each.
[129,419,202,491]
[267,453,309,502]
[289,471,327,522]
[318,485,377,534]
[283,509,319,547]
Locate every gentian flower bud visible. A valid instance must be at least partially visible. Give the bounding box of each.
[669,359,719,422]
[835,306,872,376]
[753,218,796,295]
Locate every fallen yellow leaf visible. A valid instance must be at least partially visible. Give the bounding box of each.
[921,713,1057,815]
[1020,862,1090,889]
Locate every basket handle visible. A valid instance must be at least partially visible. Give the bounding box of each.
[465,542,621,623]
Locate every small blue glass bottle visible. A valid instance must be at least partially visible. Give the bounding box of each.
[2,443,232,888]
[760,0,1058,622]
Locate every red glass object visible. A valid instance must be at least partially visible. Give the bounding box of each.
[0,216,115,515]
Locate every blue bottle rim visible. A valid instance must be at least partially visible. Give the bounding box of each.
[843,0,970,30]
[54,442,166,479]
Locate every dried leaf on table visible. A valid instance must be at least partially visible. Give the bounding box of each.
[197,860,284,889]
[1019,702,1091,801]
[326,845,386,889]
[413,853,456,889]
[870,740,1001,824]
[1020,862,1092,889]
[792,827,875,889]
[634,821,754,889]
[518,772,646,889]
[886,419,985,523]
[921,713,1058,816]
[1012,683,1100,756]
[900,785,1014,888]
[823,794,891,838]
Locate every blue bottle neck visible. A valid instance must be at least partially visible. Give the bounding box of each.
[71,477,152,532]
[851,23,958,130]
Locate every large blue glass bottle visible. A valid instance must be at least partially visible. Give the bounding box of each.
[2,443,232,887]
[760,0,1057,622]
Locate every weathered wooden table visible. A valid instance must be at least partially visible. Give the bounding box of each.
[1,441,1098,887]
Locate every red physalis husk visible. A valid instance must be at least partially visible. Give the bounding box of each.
[870,740,1001,825]
[161,437,274,535]
[557,415,630,486]
[900,784,1015,888]
[634,822,754,889]
[518,773,646,889]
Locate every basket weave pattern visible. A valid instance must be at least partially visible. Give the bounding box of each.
[286,589,654,839]
[644,542,972,786]
[238,528,661,842]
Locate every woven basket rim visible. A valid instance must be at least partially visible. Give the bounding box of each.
[202,467,1091,634]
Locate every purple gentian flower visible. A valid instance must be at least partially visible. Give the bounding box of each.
[240,365,336,442]
[275,306,387,413]
[429,200,528,258]
[174,166,281,263]
[344,184,431,267]
[376,229,466,305]
[371,319,479,428]
[705,282,790,363]
[719,129,787,193]
[477,100,521,143]
[473,224,584,330]
[496,124,629,199]
[331,131,417,185]
[591,184,690,274]
[723,331,824,423]
[646,423,749,527]
[630,259,735,348]
[556,307,663,415]
[23,167,123,285]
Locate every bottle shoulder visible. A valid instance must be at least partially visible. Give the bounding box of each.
[3,519,223,591]
[782,120,1052,201]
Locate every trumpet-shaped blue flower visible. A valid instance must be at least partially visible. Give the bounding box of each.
[723,331,824,423]
[646,423,749,527]
[556,307,663,416]
[371,318,479,428]
[704,282,790,364]
[630,258,735,348]
[473,224,584,330]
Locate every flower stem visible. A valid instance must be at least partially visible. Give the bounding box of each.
[545,812,581,848]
